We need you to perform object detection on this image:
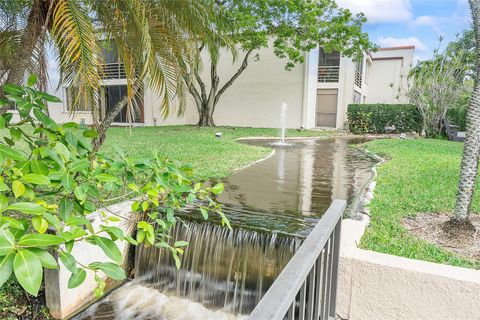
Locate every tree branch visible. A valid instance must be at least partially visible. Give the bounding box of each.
[214,49,254,105]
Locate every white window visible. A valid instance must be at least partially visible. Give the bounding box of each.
[353,91,362,104]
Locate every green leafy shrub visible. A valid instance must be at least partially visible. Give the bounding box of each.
[0,78,227,298]
[447,105,467,131]
[347,104,423,134]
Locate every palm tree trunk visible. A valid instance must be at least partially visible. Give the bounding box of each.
[5,0,45,86]
[452,0,480,222]
[0,0,46,114]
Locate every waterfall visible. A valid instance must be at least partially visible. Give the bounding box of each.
[135,220,302,315]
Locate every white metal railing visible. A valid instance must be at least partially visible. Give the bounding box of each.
[354,70,362,88]
[100,62,126,79]
[318,66,339,83]
[248,199,346,320]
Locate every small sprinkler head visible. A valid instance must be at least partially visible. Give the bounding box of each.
[215,132,223,138]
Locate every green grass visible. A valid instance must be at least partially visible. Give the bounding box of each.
[101,126,332,180]
[361,138,480,269]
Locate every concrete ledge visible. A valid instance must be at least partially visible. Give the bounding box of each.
[338,218,480,320]
[45,200,136,319]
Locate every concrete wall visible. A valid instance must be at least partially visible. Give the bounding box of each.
[338,218,480,320]
[366,47,414,104]
[184,45,305,128]
[45,201,135,319]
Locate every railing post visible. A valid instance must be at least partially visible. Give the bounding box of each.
[248,200,346,320]
[328,220,342,318]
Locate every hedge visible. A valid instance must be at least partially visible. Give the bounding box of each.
[347,104,423,134]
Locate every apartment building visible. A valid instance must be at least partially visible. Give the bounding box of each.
[46,45,415,130]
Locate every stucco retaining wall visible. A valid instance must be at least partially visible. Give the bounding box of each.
[45,201,136,319]
[338,219,480,320]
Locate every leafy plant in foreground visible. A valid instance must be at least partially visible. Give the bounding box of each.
[0,78,227,297]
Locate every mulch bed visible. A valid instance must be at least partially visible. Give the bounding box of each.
[402,213,480,261]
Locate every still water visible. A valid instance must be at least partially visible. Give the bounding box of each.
[75,137,377,320]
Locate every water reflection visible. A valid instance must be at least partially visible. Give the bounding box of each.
[214,137,377,235]
[74,137,377,319]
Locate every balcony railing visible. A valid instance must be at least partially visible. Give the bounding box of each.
[248,199,346,320]
[318,66,339,83]
[354,70,362,88]
[100,62,126,79]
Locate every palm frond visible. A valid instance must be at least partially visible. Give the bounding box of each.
[51,0,102,114]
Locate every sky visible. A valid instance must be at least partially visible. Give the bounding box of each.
[337,0,472,62]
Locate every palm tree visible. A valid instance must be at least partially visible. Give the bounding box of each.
[452,0,480,226]
[0,0,225,150]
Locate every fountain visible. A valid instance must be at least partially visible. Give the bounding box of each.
[270,103,291,147]
[280,102,287,143]
[74,137,379,320]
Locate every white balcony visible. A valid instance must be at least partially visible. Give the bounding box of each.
[318,66,339,83]
[100,63,126,79]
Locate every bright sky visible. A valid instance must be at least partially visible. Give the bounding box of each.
[337,0,472,62]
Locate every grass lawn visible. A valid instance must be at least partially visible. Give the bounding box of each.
[361,138,480,269]
[101,125,332,180]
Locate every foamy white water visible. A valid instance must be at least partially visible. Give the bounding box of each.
[74,282,248,320]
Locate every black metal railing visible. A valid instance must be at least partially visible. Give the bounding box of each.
[248,199,346,320]
[318,66,340,83]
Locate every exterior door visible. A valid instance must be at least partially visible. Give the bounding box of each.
[103,85,144,123]
[316,89,338,128]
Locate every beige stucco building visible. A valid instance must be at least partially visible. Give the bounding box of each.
[45,45,415,130]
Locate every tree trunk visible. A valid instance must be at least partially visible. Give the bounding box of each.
[197,104,215,126]
[0,0,46,113]
[5,0,46,86]
[92,94,130,153]
[186,49,254,127]
[452,0,480,222]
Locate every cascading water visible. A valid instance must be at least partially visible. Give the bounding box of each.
[74,138,379,320]
[136,220,302,315]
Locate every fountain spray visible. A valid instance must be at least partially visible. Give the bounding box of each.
[280,103,287,143]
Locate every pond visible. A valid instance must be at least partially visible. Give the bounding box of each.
[75,137,377,320]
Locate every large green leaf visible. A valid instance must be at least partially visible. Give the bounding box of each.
[27,248,58,269]
[93,236,122,264]
[33,108,57,130]
[7,202,45,215]
[12,181,25,198]
[74,185,87,202]
[0,254,14,287]
[0,144,25,161]
[54,143,70,161]
[210,183,224,195]
[88,262,125,280]
[59,198,73,220]
[21,174,51,185]
[30,159,49,175]
[0,194,8,212]
[0,229,15,256]
[13,250,43,296]
[31,216,48,234]
[59,251,77,274]
[69,159,90,172]
[95,174,118,183]
[61,174,74,192]
[18,234,63,247]
[68,269,86,289]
